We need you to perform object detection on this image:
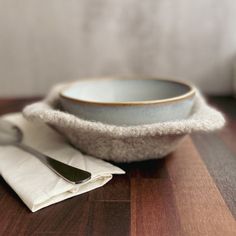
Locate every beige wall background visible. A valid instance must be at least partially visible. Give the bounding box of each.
[0,0,236,96]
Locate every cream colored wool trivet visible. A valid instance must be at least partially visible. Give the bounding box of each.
[23,84,225,162]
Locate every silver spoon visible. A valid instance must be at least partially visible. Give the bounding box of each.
[0,118,91,184]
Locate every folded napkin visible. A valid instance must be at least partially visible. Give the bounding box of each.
[0,113,125,212]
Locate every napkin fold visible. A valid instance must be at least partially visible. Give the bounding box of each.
[0,113,124,212]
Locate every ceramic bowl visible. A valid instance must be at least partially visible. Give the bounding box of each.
[59,78,195,125]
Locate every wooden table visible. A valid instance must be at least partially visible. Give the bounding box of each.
[0,97,236,236]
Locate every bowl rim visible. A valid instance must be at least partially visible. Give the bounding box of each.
[59,77,196,106]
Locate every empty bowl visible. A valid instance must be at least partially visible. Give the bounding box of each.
[59,77,195,125]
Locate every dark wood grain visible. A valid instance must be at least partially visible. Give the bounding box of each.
[0,97,41,115]
[88,201,130,236]
[89,175,130,201]
[167,137,236,235]
[192,96,236,218]
[192,133,236,218]
[131,178,182,236]
[0,97,236,235]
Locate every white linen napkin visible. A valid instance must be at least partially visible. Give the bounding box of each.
[0,113,125,212]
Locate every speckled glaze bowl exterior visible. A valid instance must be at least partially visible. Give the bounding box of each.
[60,78,195,126]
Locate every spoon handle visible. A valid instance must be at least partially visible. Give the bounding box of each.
[15,143,91,184]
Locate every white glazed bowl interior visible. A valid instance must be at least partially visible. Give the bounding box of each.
[62,79,192,103]
[60,78,195,125]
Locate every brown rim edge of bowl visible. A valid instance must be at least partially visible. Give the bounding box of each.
[59,77,196,106]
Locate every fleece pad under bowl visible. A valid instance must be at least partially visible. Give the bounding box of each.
[23,84,225,162]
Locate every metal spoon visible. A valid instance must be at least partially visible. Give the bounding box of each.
[0,118,91,184]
